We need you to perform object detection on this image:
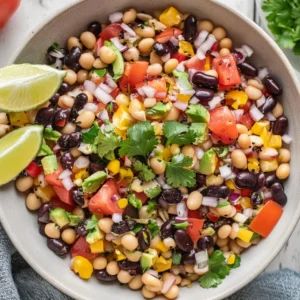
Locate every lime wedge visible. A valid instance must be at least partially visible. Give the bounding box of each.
[0,125,43,186]
[0,64,66,112]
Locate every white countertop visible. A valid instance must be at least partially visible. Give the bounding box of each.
[0,0,299,276]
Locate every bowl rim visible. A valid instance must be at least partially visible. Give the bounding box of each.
[2,1,300,299]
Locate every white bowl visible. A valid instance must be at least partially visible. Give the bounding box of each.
[1,0,300,299]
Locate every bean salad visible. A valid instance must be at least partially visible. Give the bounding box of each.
[8,6,291,299]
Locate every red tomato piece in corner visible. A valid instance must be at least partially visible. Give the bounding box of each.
[71,237,97,261]
[156,28,182,43]
[100,24,122,41]
[52,186,74,207]
[45,166,63,187]
[127,61,149,88]
[171,52,187,63]
[88,180,123,215]
[187,218,204,243]
[249,200,283,238]
[208,106,238,144]
[185,56,205,71]
[213,54,241,87]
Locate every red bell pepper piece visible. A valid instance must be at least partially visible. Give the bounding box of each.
[26,161,42,177]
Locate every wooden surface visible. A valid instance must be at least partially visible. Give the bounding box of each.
[0,0,299,273]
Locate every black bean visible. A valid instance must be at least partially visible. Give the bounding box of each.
[250,192,263,208]
[235,171,257,189]
[54,108,71,128]
[153,42,170,56]
[263,75,282,96]
[182,249,196,264]
[49,93,60,106]
[111,221,131,235]
[192,72,218,90]
[195,88,214,103]
[57,82,70,95]
[95,270,117,282]
[202,186,230,199]
[214,217,232,229]
[197,236,214,250]
[259,96,277,114]
[39,224,46,236]
[38,204,51,223]
[118,260,141,275]
[71,187,85,206]
[64,47,82,69]
[35,107,55,126]
[87,21,101,36]
[46,52,56,65]
[159,189,182,204]
[256,173,266,189]
[89,162,105,174]
[160,220,175,239]
[238,62,258,77]
[60,152,74,170]
[137,229,151,251]
[166,41,178,54]
[74,93,88,110]
[271,182,287,206]
[58,132,82,150]
[183,15,197,42]
[174,230,193,252]
[265,173,280,188]
[272,116,288,135]
[47,239,69,257]
[123,204,139,218]
[76,222,87,236]
[196,173,206,188]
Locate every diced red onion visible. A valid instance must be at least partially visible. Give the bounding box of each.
[195,147,204,160]
[208,96,223,110]
[137,86,145,97]
[169,36,179,46]
[195,250,208,269]
[194,30,209,48]
[163,183,172,190]
[232,109,244,121]
[53,144,61,152]
[98,109,109,121]
[99,83,113,94]
[59,169,72,180]
[177,34,184,41]
[142,86,156,98]
[62,177,74,191]
[190,96,200,104]
[105,74,117,89]
[161,53,171,63]
[241,44,254,57]
[84,103,98,112]
[119,187,128,194]
[199,34,217,54]
[258,67,269,80]
[243,208,253,218]
[282,134,292,144]
[121,23,136,37]
[176,62,185,72]
[161,274,176,294]
[84,80,96,93]
[256,95,266,108]
[78,143,93,155]
[124,156,132,167]
[74,156,90,169]
[109,12,123,23]
[157,175,166,186]
[266,112,276,121]
[234,49,246,64]
[233,212,248,224]
[147,270,159,278]
[110,37,128,52]
[196,48,206,60]
[249,105,264,121]
[49,50,65,59]
[177,202,188,218]
[263,190,272,199]
[94,87,114,104]
[112,213,123,223]
[202,196,218,207]
[219,165,232,179]
[174,101,188,111]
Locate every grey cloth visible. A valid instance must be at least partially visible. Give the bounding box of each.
[0,224,299,300]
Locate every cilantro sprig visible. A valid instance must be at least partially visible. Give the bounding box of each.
[133,160,155,182]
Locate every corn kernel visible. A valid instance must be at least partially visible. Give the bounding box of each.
[154,241,169,253]
[225,90,248,110]
[225,179,236,190]
[162,146,172,161]
[268,135,282,149]
[177,93,192,103]
[75,169,89,180]
[227,254,236,265]
[117,198,128,209]
[115,249,126,261]
[71,256,93,280]
[8,112,30,127]
[237,228,254,243]
[240,197,252,209]
[159,6,181,27]
[153,256,172,272]
[119,168,133,181]
[179,41,195,57]
[112,105,134,131]
[250,121,270,135]
[247,157,260,173]
[90,240,104,253]
[107,160,120,175]
[260,127,272,147]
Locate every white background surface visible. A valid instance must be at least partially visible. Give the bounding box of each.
[0,0,299,276]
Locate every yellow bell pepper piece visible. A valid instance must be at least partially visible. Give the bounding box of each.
[179,41,195,57]
[34,185,55,202]
[119,168,133,181]
[90,240,104,253]
[268,135,282,149]
[204,56,212,71]
[260,127,272,147]
[112,105,134,132]
[8,112,30,127]
[71,256,93,280]
[225,179,236,190]
[153,256,172,273]
[159,6,181,27]
[225,90,248,110]
[237,228,254,243]
[247,157,260,173]
[227,254,236,265]
[117,198,128,209]
[115,249,126,261]
[162,146,172,161]
[107,160,120,175]
[154,241,169,253]
[250,121,270,135]
[177,93,192,103]
[260,159,278,172]
[240,197,252,209]
[75,169,89,180]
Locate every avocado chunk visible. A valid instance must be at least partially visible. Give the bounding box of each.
[143,181,161,199]
[41,155,58,175]
[82,171,107,193]
[104,41,124,80]
[186,104,210,123]
[140,249,158,272]
[86,215,103,244]
[190,123,208,144]
[173,70,193,92]
[146,103,172,117]
[199,148,218,175]
[50,208,69,227]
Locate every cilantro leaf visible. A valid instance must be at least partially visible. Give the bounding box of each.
[173,221,189,230]
[163,121,196,146]
[85,215,102,244]
[82,123,100,144]
[147,220,160,237]
[186,104,210,123]
[166,154,196,188]
[96,130,120,160]
[190,123,208,144]
[128,194,142,209]
[37,140,53,157]
[44,127,61,142]
[132,224,143,234]
[119,121,158,157]
[66,212,81,226]
[147,198,157,213]
[133,160,155,182]
[146,102,171,116]
[229,255,241,269]
[93,69,107,77]
[199,272,222,288]
[172,252,182,265]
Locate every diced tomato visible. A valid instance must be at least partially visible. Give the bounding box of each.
[54,119,67,128]
[95,37,103,54]
[26,161,42,177]
[50,197,74,212]
[207,212,219,223]
[234,204,242,213]
[127,61,149,88]
[135,192,148,204]
[88,180,123,215]
[208,106,238,144]
[249,200,283,237]
[71,237,97,261]
[187,218,204,243]
[185,56,205,71]
[119,75,129,93]
[156,28,182,43]
[100,23,122,41]
[188,210,201,219]
[45,166,63,187]
[241,189,252,197]
[171,52,187,63]
[110,87,120,98]
[148,78,167,99]
[239,112,254,129]
[213,54,241,87]
[52,185,74,207]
